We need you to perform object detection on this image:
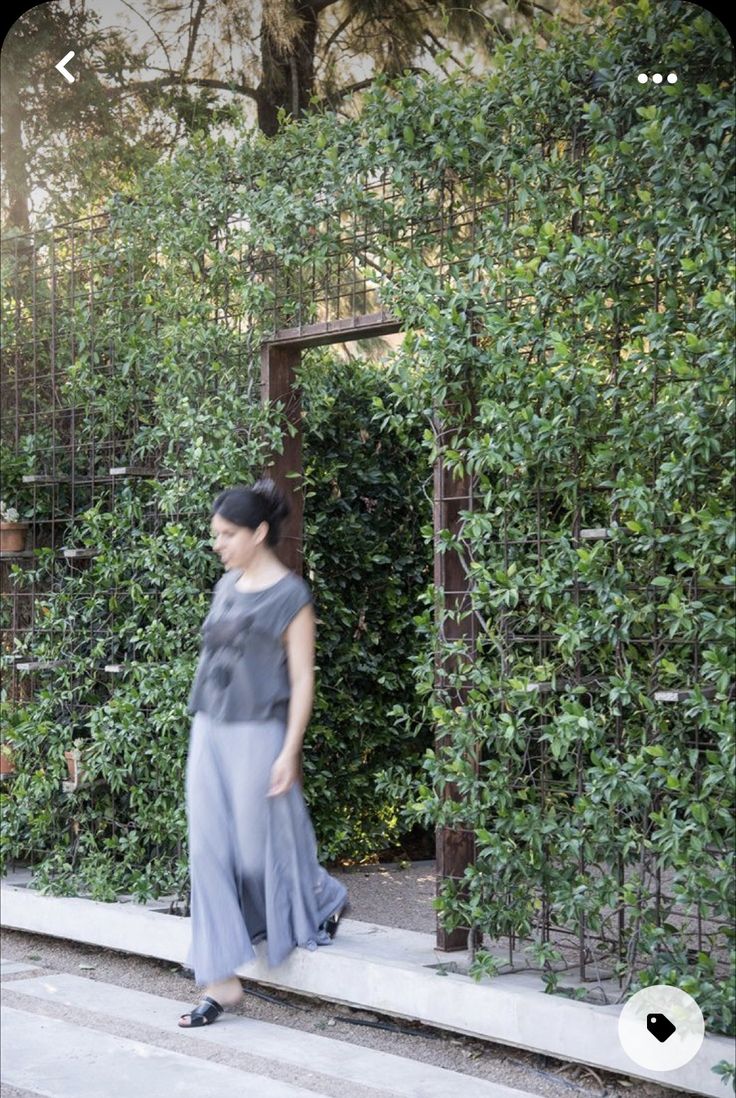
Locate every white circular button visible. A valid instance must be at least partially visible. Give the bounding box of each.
[618,985,705,1071]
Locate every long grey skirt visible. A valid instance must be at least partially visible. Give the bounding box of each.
[184,710,349,985]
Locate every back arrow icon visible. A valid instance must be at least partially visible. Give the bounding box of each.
[55,51,76,84]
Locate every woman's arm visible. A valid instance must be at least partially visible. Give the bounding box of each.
[281,601,316,759]
[267,602,315,796]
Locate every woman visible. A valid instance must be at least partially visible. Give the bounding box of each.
[178,478,349,1028]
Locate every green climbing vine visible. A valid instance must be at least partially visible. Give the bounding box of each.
[1,0,733,1037]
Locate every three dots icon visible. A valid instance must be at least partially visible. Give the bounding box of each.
[638,72,677,84]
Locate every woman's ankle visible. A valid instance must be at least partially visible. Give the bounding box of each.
[206,975,242,1004]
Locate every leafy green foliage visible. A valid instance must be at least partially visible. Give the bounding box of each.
[1,0,733,1036]
[299,350,433,858]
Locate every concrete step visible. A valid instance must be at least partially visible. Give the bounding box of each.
[1,1005,330,1098]
[0,958,40,976]
[4,972,530,1098]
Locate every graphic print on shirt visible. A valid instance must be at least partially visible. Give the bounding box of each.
[187,570,313,721]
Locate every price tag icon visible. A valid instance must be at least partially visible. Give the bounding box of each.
[647,1013,676,1044]
[619,986,704,1070]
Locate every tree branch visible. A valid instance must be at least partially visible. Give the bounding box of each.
[322,66,426,109]
[111,75,260,103]
[183,0,209,78]
[307,0,344,13]
[290,56,300,116]
[320,8,358,57]
[326,77,375,104]
[115,0,174,72]
[421,27,464,74]
[516,0,556,17]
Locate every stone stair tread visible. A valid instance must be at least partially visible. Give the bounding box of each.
[4,972,536,1098]
[1,1005,331,1098]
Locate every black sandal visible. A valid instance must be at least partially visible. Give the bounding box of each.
[178,995,224,1028]
[323,900,350,939]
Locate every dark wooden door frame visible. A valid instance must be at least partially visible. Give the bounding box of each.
[262,319,478,952]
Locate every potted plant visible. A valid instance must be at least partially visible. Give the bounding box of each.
[0,439,39,552]
[0,501,30,553]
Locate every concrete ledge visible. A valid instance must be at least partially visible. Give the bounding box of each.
[1,883,732,1097]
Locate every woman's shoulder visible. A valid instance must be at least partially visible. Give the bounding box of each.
[215,569,239,593]
[282,571,313,600]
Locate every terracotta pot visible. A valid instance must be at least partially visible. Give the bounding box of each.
[0,522,29,553]
[63,747,89,790]
[64,748,80,783]
[0,744,16,776]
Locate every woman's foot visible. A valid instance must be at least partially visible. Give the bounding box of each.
[323,900,350,938]
[178,976,243,1028]
[178,995,223,1028]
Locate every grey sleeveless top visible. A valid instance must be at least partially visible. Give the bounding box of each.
[187,567,313,724]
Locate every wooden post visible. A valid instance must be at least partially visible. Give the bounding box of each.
[260,343,304,573]
[433,417,482,953]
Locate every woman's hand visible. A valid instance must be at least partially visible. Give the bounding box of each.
[267,750,301,797]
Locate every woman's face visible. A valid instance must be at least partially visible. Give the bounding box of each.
[210,511,268,569]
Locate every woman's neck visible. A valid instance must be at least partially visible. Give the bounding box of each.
[233,553,288,587]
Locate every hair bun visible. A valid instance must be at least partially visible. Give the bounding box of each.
[252,477,289,521]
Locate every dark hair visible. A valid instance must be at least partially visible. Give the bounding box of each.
[211,478,290,547]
